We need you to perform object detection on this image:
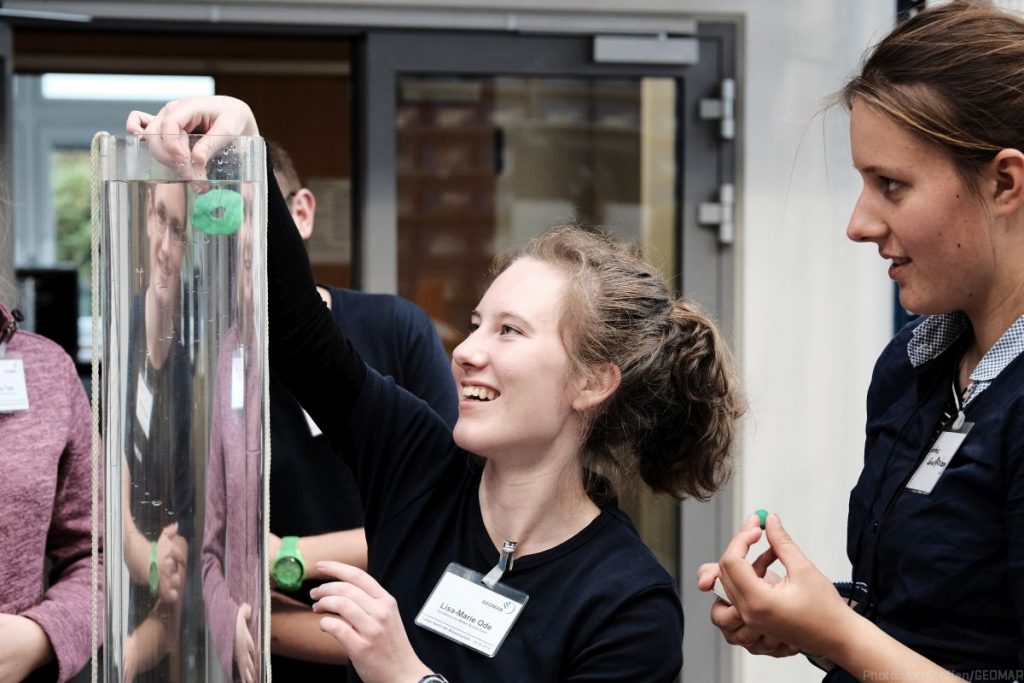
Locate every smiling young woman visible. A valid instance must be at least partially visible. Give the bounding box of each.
[846,100,997,319]
[700,4,1024,681]
[126,94,745,682]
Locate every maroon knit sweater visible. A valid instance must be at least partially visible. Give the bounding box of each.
[1,316,98,681]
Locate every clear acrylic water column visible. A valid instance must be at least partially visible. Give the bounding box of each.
[93,132,268,683]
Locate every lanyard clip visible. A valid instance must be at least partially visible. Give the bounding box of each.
[482,539,517,588]
[952,384,975,431]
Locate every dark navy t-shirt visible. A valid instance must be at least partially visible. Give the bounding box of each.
[334,369,683,682]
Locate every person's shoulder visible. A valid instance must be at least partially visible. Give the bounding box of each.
[868,316,923,383]
[897,315,925,341]
[559,509,682,647]
[587,508,678,590]
[881,316,921,357]
[6,331,82,414]
[331,287,433,327]
[8,329,76,370]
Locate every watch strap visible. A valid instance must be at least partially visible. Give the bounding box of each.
[148,540,159,595]
[278,535,300,558]
[272,535,306,590]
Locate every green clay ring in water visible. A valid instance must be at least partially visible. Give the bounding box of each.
[192,188,243,235]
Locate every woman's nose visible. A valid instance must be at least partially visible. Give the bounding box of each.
[846,191,886,244]
[452,333,485,369]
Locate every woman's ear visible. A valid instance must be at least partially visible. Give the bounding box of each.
[989,148,1024,217]
[572,363,621,413]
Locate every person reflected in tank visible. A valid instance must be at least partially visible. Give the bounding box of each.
[121,181,199,682]
[201,182,263,683]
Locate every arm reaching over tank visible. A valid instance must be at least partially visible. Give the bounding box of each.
[129,95,746,683]
[127,97,366,453]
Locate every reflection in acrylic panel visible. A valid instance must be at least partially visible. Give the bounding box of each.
[100,132,267,683]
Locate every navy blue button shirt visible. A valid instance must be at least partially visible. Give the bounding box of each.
[828,314,1024,678]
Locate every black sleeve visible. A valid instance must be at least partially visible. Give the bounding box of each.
[265,152,366,450]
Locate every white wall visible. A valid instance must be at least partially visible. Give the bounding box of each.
[711,3,895,682]
[566,4,894,680]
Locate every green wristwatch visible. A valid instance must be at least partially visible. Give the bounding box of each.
[148,540,159,596]
[271,536,306,591]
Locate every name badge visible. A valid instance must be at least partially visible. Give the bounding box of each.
[135,373,154,440]
[231,349,244,410]
[302,409,323,438]
[415,563,528,657]
[0,357,29,412]
[905,422,973,495]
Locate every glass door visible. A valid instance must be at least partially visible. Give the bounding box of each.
[394,75,678,354]
[359,26,736,682]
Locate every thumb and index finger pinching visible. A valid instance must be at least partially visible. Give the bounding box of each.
[125,97,258,182]
[761,511,806,571]
[719,509,779,600]
[699,509,769,593]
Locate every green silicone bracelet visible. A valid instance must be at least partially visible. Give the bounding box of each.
[148,540,159,595]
